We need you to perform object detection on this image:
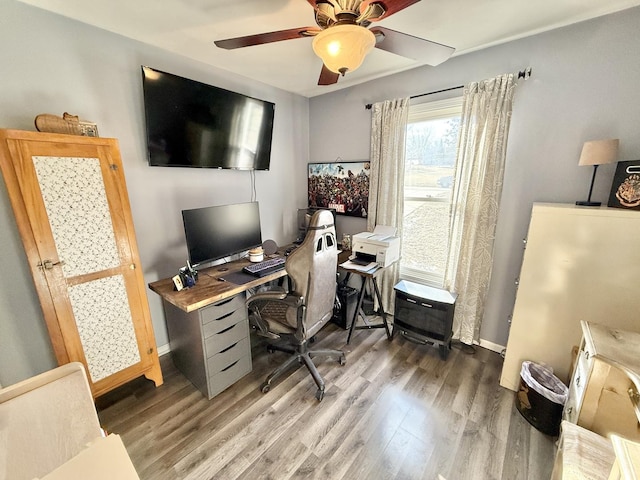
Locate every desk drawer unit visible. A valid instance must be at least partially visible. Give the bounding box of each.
[393,280,457,360]
[164,293,252,399]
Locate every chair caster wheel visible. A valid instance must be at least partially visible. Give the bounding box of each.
[339,356,346,366]
[315,389,324,402]
[260,383,271,394]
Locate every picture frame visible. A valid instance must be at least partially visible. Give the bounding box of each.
[607,160,640,210]
[308,161,370,217]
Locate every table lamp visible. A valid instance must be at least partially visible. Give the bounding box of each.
[576,139,619,207]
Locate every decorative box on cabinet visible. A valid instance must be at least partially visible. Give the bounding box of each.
[563,321,640,441]
[0,129,162,397]
[164,293,252,399]
[501,203,640,391]
[393,280,457,359]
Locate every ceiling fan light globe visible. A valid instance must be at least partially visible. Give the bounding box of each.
[312,24,375,75]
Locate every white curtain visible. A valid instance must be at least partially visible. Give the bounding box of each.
[444,74,517,345]
[368,97,410,314]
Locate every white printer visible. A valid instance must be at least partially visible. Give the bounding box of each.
[351,225,400,268]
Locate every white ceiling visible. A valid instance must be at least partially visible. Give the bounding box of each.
[17,0,640,97]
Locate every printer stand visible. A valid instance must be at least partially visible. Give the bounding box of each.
[338,251,393,345]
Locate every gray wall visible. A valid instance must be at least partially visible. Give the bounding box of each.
[2,0,639,385]
[309,7,640,348]
[0,1,310,386]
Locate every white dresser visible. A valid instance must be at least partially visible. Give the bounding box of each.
[501,203,640,391]
[563,321,640,441]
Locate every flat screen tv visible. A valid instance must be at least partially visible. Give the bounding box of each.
[141,66,275,170]
[182,202,263,267]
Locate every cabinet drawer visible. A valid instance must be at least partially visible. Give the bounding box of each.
[207,336,250,376]
[394,292,453,341]
[204,318,248,358]
[202,307,246,339]
[200,294,245,325]
[207,354,252,399]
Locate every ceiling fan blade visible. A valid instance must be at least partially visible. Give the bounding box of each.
[215,27,320,49]
[371,27,455,66]
[363,0,421,20]
[318,64,340,86]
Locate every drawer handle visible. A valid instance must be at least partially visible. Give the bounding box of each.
[214,311,234,321]
[406,298,417,304]
[220,342,239,354]
[215,297,236,307]
[421,303,433,308]
[566,406,573,415]
[217,324,237,335]
[575,375,581,388]
[221,360,239,372]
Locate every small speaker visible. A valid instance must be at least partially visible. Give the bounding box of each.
[262,239,278,256]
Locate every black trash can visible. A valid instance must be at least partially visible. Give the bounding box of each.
[515,361,568,436]
[332,286,358,330]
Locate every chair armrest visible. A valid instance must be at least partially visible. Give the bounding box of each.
[247,290,304,309]
[245,286,288,306]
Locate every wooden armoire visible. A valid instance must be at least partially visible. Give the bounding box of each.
[0,129,162,397]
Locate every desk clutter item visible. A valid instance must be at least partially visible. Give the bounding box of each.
[608,160,640,209]
[393,280,456,360]
[35,112,99,137]
[248,246,264,262]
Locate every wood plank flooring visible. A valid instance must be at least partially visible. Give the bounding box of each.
[96,324,556,479]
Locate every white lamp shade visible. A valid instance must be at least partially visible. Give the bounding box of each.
[578,139,619,166]
[312,24,376,75]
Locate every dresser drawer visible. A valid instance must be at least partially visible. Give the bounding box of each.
[394,291,453,341]
[200,294,245,325]
[204,318,248,357]
[207,354,252,398]
[202,307,247,339]
[207,336,250,376]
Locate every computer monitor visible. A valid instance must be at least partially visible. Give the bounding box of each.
[182,202,262,267]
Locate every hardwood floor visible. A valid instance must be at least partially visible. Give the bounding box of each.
[96,324,556,479]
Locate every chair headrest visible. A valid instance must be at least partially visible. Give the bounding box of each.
[307,210,334,231]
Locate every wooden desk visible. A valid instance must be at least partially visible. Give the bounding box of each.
[148,251,289,399]
[338,251,393,345]
[148,252,289,313]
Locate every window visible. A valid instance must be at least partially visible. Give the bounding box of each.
[401,97,463,286]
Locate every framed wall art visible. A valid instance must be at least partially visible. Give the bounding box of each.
[308,161,370,217]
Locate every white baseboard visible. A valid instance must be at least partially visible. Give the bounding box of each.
[157,343,171,356]
[477,338,505,355]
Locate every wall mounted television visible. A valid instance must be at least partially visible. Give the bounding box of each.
[182,201,263,268]
[141,66,275,170]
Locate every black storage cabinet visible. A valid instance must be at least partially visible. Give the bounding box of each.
[393,280,457,359]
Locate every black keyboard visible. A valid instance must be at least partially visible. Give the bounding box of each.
[243,256,286,277]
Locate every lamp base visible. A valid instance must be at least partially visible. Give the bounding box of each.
[575,200,601,207]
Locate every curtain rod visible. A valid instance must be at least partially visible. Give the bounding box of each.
[364,67,532,110]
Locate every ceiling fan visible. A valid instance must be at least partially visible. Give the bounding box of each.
[214,0,455,86]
